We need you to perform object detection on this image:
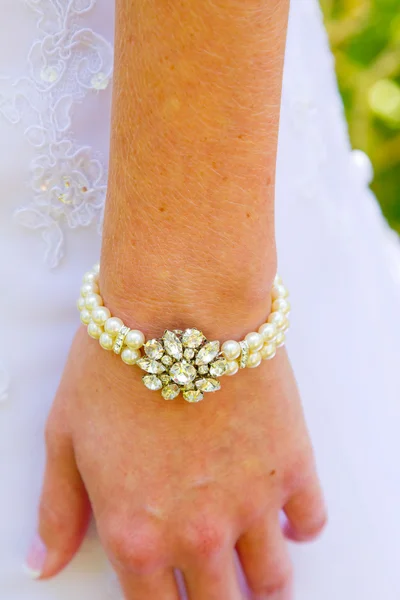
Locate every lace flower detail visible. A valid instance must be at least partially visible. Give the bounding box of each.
[0,0,113,267]
[15,140,106,267]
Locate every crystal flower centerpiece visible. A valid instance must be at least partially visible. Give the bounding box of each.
[136,328,229,402]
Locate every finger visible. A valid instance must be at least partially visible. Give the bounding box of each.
[98,513,179,599]
[236,516,292,599]
[25,427,90,580]
[117,568,180,600]
[176,514,241,600]
[183,553,242,600]
[283,481,327,542]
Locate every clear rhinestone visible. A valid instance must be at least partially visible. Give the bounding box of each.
[183,389,204,403]
[239,341,250,369]
[173,329,183,336]
[184,348,195,361]
[182,328,205,348]
[195,378,221,393]
[136,358,166,374]
[198,365,209,375]
[161,355,173,366]
[209,359,228,377]
[170,362,197,385]
[162,384,180,400]
[196,341,220,365]
[143,375,163,391]
[160,374,171,385]
[163,330,183,360]
[183,382,195,390]
[144,339,164,359]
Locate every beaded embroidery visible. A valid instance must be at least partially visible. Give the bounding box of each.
[0,0,113,267]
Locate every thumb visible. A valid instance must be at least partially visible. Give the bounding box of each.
[25,425,91,580]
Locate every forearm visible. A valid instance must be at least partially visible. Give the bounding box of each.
[101,0,289,337]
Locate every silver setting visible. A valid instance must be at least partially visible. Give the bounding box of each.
[113,325,130,355]
[239,341,250,369]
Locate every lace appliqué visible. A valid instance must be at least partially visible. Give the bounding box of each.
[0,0,113,267]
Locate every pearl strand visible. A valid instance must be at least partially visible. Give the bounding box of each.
[77,265,290,388]
[220,275,290,372]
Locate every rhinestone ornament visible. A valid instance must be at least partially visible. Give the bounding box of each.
[138,329,227,402]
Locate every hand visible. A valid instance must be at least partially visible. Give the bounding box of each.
[28,326,326,599]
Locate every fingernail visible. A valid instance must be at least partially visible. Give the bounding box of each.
[24,534,47,579]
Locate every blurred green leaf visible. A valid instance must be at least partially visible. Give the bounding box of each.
[320,0,400,232]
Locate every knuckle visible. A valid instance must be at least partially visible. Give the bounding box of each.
[181,516,226,560]
[104,517,162,574]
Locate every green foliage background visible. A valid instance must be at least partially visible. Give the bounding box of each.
[320,0,400,232]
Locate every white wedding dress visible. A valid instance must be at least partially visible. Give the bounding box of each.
[1,1,399,598]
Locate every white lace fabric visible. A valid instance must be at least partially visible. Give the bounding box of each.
[0,0,113,268]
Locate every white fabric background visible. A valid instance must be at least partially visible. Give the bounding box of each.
[0,1,399,598]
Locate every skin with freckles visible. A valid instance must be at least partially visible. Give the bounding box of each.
[101,0,288,333]
[38,328,325,599]
[30,1,327,599]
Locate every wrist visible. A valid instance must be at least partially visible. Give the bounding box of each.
[78,262,290,402]
[99,247,277,340]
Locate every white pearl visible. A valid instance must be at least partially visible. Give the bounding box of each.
[121,347,141,365]
[258,322,277,342]
[267,311,285,329]
[85,293,103,311]
[91,306,111,326]
[274,274,282,286]
[93,263,100,275]
[221,340,241,360]
[226,360,239,376]
[80,282,99,297]
[125,329,145,349]
[352,149,374,185]
[281,317,290,332]
[246,352,262,369]
[83,270,98,284]
[261,343,276,360]
[245,332,263,352]
[272,299,290,314]
[104,317,124,336]
[87,322,103,340]
[271,284,288,301]
[80,309,92,325]
[99,332,114,351]
[77,297,86,311]
[275,332,285,347]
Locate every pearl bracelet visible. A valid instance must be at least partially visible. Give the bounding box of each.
[77,264,290,403]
